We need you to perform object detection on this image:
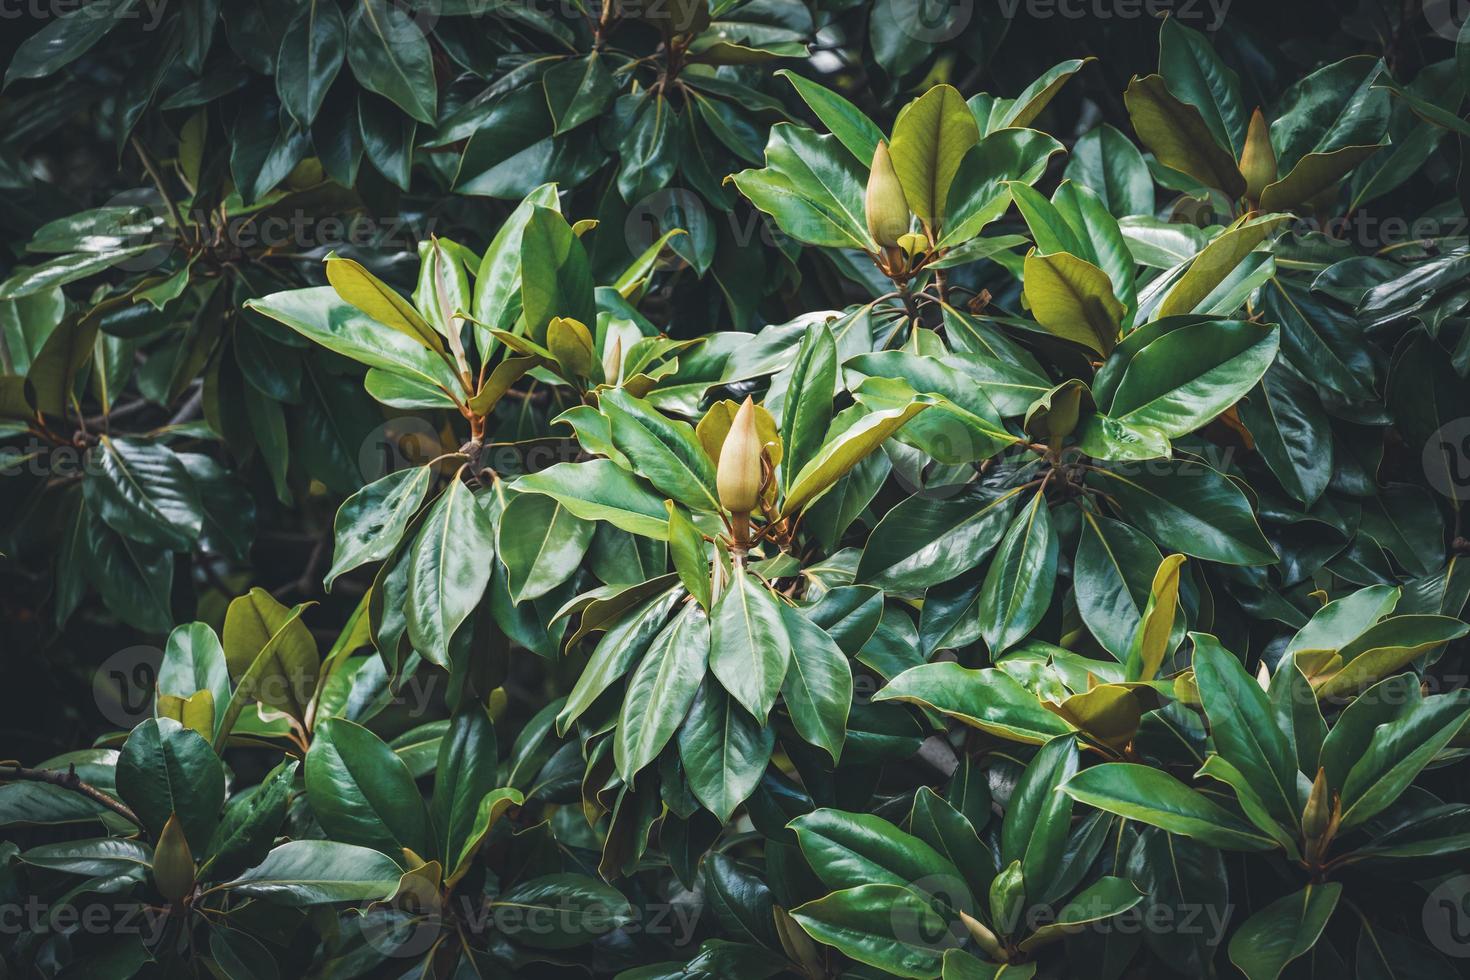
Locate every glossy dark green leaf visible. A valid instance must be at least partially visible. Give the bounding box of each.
[710,569,792,722]
[305,716,430,856]
[220,840,403,906]
[1227,884,1341,980]
[778,604,852,764]
[116,717,224,851]
[978,489,1057,653]
[1062,763,1278,851]
[406,479,495,667]
[345,0,436,123]
[324,465,433,591]
[678,677,774,821]
[276,0,346,126]
[83,436,203,551]
[614,601,710,779]
[1085,459,1276,565]
[497,492,595,603]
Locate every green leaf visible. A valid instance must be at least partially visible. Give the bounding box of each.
[345,0,436,123]
[783,397,931,515]
[305,717,430,856]
[731,123,873,249]
[83,436,203,552]
[940,128,1064,248]
[516,460,671,540]
[1075,512,1170,662]
[497,492,595,603]
[1084,459,1276,565]
[5,0,137,85]
[678,677,774,821]
[1192,635,1303,830]
[1017,875,1144,952]
[116,718,224,851]
[203,760,298,881]
[1155,214,1286,319]
[889,84,980,231]
[324,465,433,591]
[778,604,853,764]
[1339,690,1470,829]
[1124,553,1186,681]
[1022,250,1123,355]
[1000,735,1077,897]
[244,287,463,396]
[792,884,954,979]
[858,485,1022,590]
[614,601,710,779]
[1262,57,1388,210]
[544,53,615,135]
[779,322,838,495]
[472,183,560,338]
[1124,74,1245,197]
[158,622,232,738]
[490,874,635,949]
[430,702,498,875]
[221,588,319,734]
[777,68,883,164]
[558,587,683,734]
[519,206,596,344]
[1158,16,1247,156]
[21,837,152,878]
[1312,616,1469,700]
[276,1,346,126]
[791,808,967,898]
[406,479,495,667]
[1062,763,1278,851]
[449,787,523,879]
[977,490,1057,654]
[325,254,444,355]
[666,501,712,610]
[602,389,721,513]
[1237,363,1333,507]
[710,569,792,722]
[1064,123,1155,218]
[220,840,404,906]
[1227,884,1342,980]
[874,663,1074,744]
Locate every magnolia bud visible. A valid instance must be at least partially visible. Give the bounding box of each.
[959,910,1007,961]
[602,333,623,385]
[153,814,195,904]
[1302,766,1331,840]
[989,860,1026,936]
[866,141,911,248]
[717,396,763,515]
[1239,107,1276,204]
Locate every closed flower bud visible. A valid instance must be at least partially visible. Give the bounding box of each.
[602,334,623,386]
[960,910,1007,961]
[1302,766,1331,840]
[866,141,911,248]
[1240,107,1276,204]
[153,814,195,904]
[717,396,763,515]
[989,860,1026,936]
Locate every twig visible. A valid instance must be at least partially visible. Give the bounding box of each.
[0,764,140,826]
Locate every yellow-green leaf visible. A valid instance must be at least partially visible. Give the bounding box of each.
[1022,250,1123,355]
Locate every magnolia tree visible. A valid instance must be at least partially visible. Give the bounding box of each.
[3,5,1470,979]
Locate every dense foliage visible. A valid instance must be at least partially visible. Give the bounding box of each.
[5,1,1470,977]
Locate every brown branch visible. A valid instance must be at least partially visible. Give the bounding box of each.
[0,764,140,827]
